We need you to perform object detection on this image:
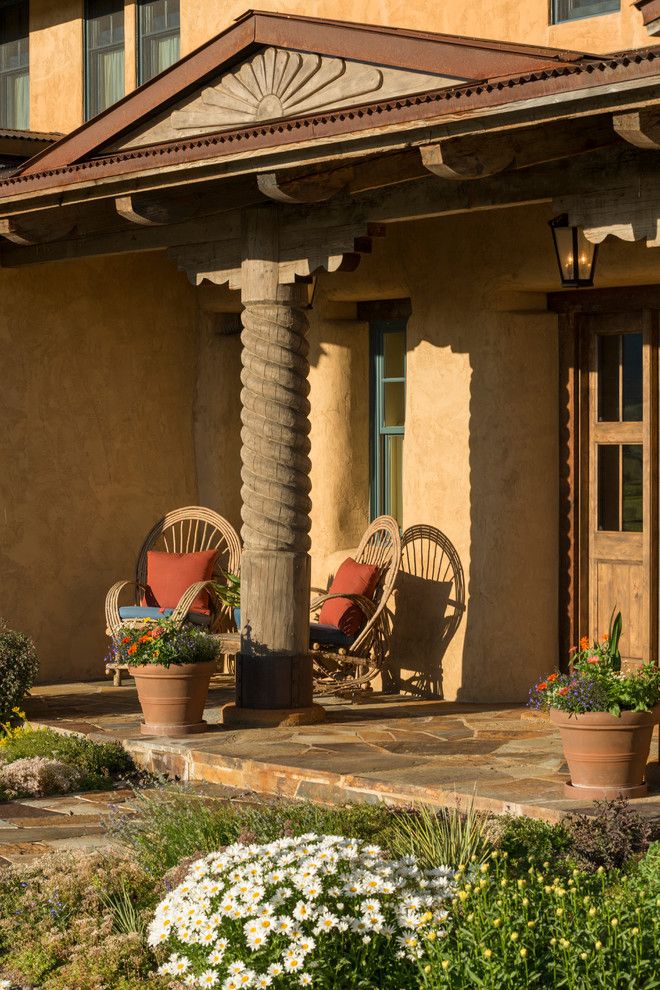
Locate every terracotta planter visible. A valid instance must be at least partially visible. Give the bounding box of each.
[550,706,660,799]
[131,660,216,736]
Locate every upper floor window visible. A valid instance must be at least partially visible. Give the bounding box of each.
[137,0,179,85]
[370,320,407,528]
[552,0,620,23]
[85,0,124,120]
[0,0,29,130]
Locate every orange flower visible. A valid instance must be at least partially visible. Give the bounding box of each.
[121,637,130,645]
[127,644,138,656]
[547,673,558,683]
[138,634,152,644]
[587,656,600,664]
[558,686,569,696]
[580,635,590,651]
[537,682,548,691]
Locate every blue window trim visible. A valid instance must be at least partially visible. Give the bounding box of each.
[370,318,407,524]
[551,0,619,24]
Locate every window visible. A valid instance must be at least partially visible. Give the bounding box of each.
[552,0,619,23]
[0,0,28,130]
[137,0,179,85]
[370,320,406,527]
[596,332,644,534]
[85,0,124,120]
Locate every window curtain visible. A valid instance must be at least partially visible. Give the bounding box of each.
[99,47,123,109]
[11,67,28,127]
[151,33,179,75]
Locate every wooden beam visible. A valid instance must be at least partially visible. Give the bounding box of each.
[257,169,351,204]
[0,146,646,269]
[613,108,660,150]
[421,116,618,181]
[0,214,75,245]
[421,136,514,180]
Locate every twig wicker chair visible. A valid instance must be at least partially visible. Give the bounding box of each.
[104,506,241,685]
[310,515,401,696]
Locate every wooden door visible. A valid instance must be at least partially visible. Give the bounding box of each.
[585,312,657,664]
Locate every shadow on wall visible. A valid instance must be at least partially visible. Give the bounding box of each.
[386,524,466,698]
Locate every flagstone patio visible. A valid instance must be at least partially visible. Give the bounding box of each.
[23,678,660,825]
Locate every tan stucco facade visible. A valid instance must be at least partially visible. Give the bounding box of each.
[4,197,659,697]
[25,0,654,135]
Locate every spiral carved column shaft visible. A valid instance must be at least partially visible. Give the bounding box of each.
[237,268,315,711]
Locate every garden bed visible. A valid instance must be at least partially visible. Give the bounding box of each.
[0,787,657,990]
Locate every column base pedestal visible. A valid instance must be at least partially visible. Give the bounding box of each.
[221,703,326,728]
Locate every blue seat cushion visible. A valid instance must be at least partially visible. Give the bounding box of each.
[118,606,211,627]
[309,623,355,648]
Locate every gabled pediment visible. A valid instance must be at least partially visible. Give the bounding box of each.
[15,10,595,180]
[114,47,460,151]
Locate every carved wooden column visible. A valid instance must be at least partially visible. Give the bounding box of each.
[223,207,324,725]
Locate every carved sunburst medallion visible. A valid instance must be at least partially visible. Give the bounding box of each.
[172,48,384,131]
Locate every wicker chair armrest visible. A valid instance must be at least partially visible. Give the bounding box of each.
[170,580,221,627]
[310,592,377,621]
[105,580,147,637]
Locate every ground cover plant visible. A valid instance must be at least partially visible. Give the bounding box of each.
[0,725,137,798]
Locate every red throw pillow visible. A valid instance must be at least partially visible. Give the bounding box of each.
[318,557,381,636]
[144,550,218,614]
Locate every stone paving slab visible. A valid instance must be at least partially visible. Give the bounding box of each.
[23,680,660,825]
[0,789,132,867]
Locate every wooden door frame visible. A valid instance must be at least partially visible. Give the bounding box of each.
[549,286,660,668]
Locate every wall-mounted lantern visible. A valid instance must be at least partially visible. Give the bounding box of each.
[549,213,598,288]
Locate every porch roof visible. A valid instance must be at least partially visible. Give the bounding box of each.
[0,10,658,207]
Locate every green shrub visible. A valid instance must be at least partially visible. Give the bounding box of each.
[565,798,654,872]
[110,787,397,876]
[0,620,39,721]
[0,727,135,792]
[419,846,660,990]
[494,814,572,869]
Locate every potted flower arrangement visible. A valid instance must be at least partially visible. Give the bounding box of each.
[111,618,219,736]
[530,612,660,798]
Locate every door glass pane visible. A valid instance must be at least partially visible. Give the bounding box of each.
[622,333,643,422]
[384,435,403,527]
[622,444,643,532]
[598,334,619,422]
[598,444,619,531]
[383,330,405,379]
[383,382,405,427]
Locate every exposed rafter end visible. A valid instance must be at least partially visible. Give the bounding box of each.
[420,137,513,181]
[0,215,74,245]
[613,108,660,150]
[257,169,352,204]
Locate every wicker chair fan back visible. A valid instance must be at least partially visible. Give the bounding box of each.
[351,515,401,653]
[355,514,401,598]
[135,506,241,587]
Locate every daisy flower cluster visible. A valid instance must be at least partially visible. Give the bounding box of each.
[149,833,456,989]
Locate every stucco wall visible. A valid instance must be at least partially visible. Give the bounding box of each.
[29,1,652,135]
[0,251,198,682]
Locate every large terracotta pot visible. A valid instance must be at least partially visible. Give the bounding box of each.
[131,660,216,736]
[550,706,660,799]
